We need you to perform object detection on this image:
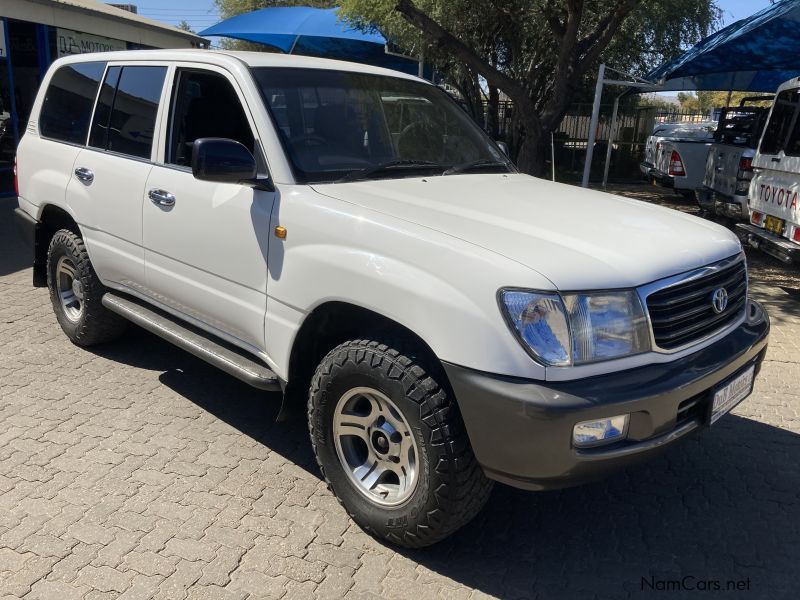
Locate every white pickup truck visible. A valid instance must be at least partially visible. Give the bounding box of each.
[697,99,772,220]
[640,120,716,197]
[737,81,800,264]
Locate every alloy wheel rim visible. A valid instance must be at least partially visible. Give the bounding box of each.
[56,256,84,323]
[332,386,419,506]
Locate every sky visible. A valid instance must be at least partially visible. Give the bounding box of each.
[127,1,220,34]
[125,0,774,34]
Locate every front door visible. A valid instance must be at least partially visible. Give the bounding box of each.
[143,66,274,354]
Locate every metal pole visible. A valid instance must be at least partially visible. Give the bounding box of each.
[418,51,424,79]
[582,63,605,188]
[551,131,556,182]
[602,94,620,189]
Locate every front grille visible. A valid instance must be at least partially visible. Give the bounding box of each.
[646,259,747,350]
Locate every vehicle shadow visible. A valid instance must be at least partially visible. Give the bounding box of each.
[90,326,799,599]
[0,197,30,277]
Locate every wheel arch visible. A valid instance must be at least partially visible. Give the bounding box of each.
[32,204,82,287]
[281,300,449,418]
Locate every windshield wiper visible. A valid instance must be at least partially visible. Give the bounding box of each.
[442,159,510,176]
[335,160,444,183]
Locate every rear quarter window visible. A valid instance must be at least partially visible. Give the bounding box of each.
[39,62,107,145]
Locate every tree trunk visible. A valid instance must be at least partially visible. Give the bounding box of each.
[511,114,549,178]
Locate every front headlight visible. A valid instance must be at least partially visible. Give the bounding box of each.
[500,289,651,366]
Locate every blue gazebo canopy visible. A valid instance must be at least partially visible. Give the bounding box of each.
[200,7,420,75]
[647,0,800,92]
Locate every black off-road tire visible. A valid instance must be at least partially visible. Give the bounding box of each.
[46,229,127,346]
[308,338,493,548]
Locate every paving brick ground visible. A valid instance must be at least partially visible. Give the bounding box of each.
[1,189,799,600]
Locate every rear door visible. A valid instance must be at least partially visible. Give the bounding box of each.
[65,62,168,287]
[142,65,275,354]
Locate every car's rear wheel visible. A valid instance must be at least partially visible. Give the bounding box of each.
[47,229,126,346]
[308,338,492,548]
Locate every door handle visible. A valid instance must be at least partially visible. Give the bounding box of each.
[148,188,176,208]
[74,167,94,184]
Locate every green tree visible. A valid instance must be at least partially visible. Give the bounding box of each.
[177,20,195,33]
[340,0,721,175]
[678,91,772,112]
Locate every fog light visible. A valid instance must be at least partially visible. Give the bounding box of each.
[573,415,629,448]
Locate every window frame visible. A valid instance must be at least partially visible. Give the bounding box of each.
[158,64,265,175]
[84,61,170,163]
[38,61,108,148]
[758,87,800,157]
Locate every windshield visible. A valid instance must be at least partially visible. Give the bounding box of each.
[251,67,509,184]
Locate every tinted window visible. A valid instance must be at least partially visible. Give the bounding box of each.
[167,70,254,167]
[40,62,106,145]
[89,66,122,150]
[760,89,800,155]
[252,68,506,184]
[104,66,167,159]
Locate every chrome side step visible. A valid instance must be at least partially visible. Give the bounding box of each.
[102,292,281,392]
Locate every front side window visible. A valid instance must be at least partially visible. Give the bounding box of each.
[252,67,508,184]
[759,88,800,155]
[89,65,167,159]
[40,62,106,145]
[167,69,255,167]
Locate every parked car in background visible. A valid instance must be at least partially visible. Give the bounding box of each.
[697,98,772,220]
[738,82,800,264]
[15,50,770,548]
[640,120,716,198]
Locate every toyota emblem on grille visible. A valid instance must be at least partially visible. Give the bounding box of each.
[711,288,729,314]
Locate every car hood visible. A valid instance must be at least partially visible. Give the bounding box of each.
[311,174,742,290]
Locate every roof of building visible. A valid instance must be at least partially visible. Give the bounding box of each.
[43,0,208,45]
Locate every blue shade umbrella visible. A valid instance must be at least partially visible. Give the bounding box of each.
[200,6,386,53]
[647,0,800,92]
[199,6,422,74]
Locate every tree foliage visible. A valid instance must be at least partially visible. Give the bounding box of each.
[677,91,773,112]
[340,0,721,174]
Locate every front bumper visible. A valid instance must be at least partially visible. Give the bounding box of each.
[737,223,800,264]
[445,300,769,491]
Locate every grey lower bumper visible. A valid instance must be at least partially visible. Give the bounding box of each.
[445,301,770,491]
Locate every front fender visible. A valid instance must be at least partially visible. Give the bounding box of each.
[264,187,551,381]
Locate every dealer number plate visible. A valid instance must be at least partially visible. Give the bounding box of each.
[710,365,755,425]
[764,215,785,235]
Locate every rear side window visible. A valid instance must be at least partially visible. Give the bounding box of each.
[39,62,106,145]
[759,89,800,155]
[89,65,167,159]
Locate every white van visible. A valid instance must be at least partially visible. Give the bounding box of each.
[14,51,770,547]
[738,80,800,264]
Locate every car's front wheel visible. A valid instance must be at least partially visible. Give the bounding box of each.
[308,338,492,548]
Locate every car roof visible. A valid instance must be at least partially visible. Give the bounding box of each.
[51,49,426,84]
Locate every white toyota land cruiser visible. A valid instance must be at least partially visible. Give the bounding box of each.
[14,51,770,548]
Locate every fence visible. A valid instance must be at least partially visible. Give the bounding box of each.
[481,101,710,183]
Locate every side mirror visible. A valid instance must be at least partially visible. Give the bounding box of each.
[192,138,263,186]
[496,141,510,157]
